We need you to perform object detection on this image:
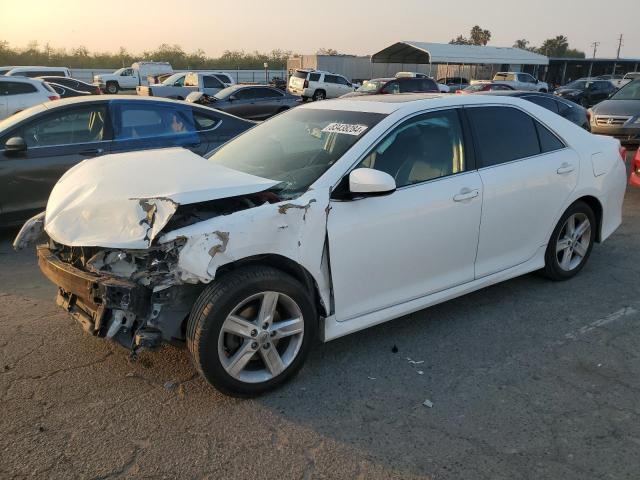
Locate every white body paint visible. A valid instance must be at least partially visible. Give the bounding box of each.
[33,94,627,343]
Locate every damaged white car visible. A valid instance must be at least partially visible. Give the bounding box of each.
[15,94,627,396]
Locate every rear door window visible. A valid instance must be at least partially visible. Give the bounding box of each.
[203,76,224,89]
[308,73,321,82]
[113,103,198,142]
[535,121,565,153]
[1,82,37,95]
[523,95,559,113]
[467,106,541,167]
[324,75,338,84]
[193,110,221,131]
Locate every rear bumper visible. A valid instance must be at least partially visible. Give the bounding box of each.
[37,246,151,344]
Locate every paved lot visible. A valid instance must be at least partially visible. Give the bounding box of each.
[1,153,639,480]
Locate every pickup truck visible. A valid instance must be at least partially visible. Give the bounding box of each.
[492,72,549,92]
[94,62,173,94]
[136,72,234,99]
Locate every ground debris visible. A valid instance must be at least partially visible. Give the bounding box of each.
[422,399,434,408]
[164,380,178,391]
[391,345,398,353]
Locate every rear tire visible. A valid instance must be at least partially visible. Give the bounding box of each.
[105,82,119,94]
[542,201,596,281]
[312,90,326,101]
[187,266,317,397]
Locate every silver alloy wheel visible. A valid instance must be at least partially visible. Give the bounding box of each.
[106,83,117,94]
[217,291,304,383]
[556,212,591,271]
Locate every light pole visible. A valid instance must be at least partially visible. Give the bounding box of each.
[264,62,269,85]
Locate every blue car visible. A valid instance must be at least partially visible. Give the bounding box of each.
[0,95,254,226]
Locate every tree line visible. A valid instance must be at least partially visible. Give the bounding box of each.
[450,26,585,58]
[0,41,295,70]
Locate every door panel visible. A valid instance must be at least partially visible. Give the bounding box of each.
[0,141,111,223]
[475,149,579,277]
[328,171,483,321]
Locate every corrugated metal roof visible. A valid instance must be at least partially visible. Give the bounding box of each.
[372,41,549,65]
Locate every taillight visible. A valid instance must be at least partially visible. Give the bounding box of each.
[619,146,627,163]
[303,80,309,88]
[633,149,640,173]
[48,95,60,101]
[95,86,101,95]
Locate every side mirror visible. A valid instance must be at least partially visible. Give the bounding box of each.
[228,95,237,101]
[349,168,396,195]
[5,136,27,153]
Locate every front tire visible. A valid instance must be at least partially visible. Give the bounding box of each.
[105,82,119,94]
[542,201,596,280]
[187,266,317,397]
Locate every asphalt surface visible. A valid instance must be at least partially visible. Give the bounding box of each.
[1,152,639,480]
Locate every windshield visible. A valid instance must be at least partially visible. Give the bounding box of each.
[114,68,125,75]
[161,73,184,85]
[563,80,588,89]
[206,109,386,197]
[610,80,640,100]
[356,80,385,93]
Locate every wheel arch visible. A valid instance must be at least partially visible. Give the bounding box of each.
[211,254,328,317]
[574,195,603,242]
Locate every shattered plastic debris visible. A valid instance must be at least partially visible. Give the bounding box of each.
[423,399,434,408]
[417,371,424,375]
[367,376,376,380]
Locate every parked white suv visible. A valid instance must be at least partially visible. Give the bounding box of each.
[492,72,549,92]
[5,66,71,78]
[0,77,59,120]
[288,69,355,100]
[94,62,173,94]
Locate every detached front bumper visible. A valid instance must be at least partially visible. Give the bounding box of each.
[37,245,153,348]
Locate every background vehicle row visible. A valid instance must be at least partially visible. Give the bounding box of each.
[0,96,253,225]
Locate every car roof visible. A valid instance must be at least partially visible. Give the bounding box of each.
[0,76,43,84]
[299,92,543,115]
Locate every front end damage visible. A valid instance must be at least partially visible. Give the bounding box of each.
[16,150,332,354]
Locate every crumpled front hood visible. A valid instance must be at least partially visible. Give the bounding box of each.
[44,148,279,249]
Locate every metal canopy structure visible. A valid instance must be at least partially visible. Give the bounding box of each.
[371,41,549,65]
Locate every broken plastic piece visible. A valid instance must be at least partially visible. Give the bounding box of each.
[423,399,433,408]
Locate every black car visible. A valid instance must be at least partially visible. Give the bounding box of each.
[186,85,300,120]
[342,77,439,98]
[47,82,93,98]
[0,96,254,226]
[554,79,617,108]
[36,76,101,95]
[477,91,590,129]
[437,76,470,90]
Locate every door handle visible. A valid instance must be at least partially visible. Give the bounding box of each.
[557,162,575,174]
[453,188,479,202]
[79,148,104,156]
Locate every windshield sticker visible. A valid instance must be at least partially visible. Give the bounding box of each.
[321,123,368,136]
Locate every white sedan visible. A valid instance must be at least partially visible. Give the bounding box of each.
[16,93,627,396]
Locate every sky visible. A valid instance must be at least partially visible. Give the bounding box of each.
[1,0,639,59]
